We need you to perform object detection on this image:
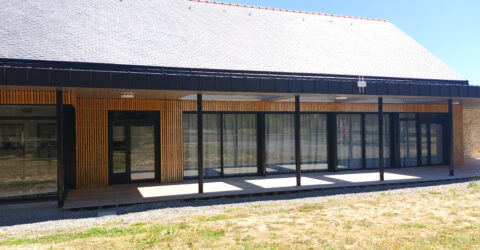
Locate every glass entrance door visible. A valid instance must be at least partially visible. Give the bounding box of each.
[109,112,159,184]
[420,119,445,166]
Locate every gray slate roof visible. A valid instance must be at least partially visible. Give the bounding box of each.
[0,0,464,81]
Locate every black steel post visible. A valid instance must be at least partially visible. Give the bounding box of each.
[294,96,301,186]
[327,113,338,171]
[378,97,384,181]
[197,94,204,193]
[257,113,266,176]
[448,99,454,176]
[56,89,64,207]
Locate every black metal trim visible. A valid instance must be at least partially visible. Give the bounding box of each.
[1,58,474,98]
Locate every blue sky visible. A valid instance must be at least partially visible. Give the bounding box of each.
[228,0,480,85]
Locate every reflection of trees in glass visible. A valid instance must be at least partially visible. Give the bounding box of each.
[1,117,57,198]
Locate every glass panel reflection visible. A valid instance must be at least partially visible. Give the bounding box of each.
[364,114,390,168]
[430,123,443,165]
[337,114,362,169]
[400,116,417,167]
[130,125,155,180]
[223,114,257,176]
[266,114,295,173]
[112,126,126,174]
[300,114,328,171]
[0,106,57,198]
[183,114,198,178]
[421,124,428,165]
[182,113,221,178]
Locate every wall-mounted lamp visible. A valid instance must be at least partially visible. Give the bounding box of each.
[120,92,134,99]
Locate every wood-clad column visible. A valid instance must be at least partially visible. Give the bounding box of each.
[197,94,204,193]
[378,97,384,181]
[448,99,454,176]
[56,89,65,207]
[295,96,301,186]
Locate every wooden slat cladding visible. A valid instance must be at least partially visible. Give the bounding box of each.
[0,89,76,105]
[453,106,464,166]
[182,101,449,113]
[75,98,186,188]
[0,89,465,188]
[75,98,108,188]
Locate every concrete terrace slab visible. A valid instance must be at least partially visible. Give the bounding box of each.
[63,159,480,209]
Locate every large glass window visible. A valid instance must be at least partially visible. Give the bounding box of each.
[223,114,257,176]
[265,114,295,173]
[182,113,198,179]
[182,113,222,179]
[430,123,444,165]
[183,113,257,178]
[421,123,428,165]
[365,114,390,168]
[300,114,328,171]
[400,113,417,167]
[337,114,362,169]
[0,105,57,198]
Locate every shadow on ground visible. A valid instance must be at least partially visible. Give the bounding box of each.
[0,178,475,228]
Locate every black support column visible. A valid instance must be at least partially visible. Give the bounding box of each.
[294,96,301,186]
[327,113,338,171]
[448,99,454,176]
[378,97,384,181]
[197,94,204,193]
[257,113,266,176]
[56,89,65,207]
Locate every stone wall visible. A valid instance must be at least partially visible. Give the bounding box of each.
[463,108,480,158]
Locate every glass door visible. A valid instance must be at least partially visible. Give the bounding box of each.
[130,125,156,180]
[109,112,159,184]
[419,118,445,166]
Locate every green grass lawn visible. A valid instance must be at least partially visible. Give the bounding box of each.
[1,182,480,249]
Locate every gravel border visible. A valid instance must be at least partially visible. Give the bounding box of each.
[0,179,477,235]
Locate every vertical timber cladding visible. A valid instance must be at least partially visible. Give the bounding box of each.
[75,98,187,188]
[453,105,464,166]
[0,89,76,105]
[73,98,465,188]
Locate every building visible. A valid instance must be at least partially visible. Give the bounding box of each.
[1,0,479,207]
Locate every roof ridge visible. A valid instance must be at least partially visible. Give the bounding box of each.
[189,0,390,22]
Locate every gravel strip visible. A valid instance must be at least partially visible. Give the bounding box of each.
[0,179,476,235]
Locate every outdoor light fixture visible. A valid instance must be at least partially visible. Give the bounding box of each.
[120,92,134,99]
[335,96,348,100]
[453,101,460,105]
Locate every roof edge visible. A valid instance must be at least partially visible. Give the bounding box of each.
[190,0,390,22]
[0,58,468,85]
